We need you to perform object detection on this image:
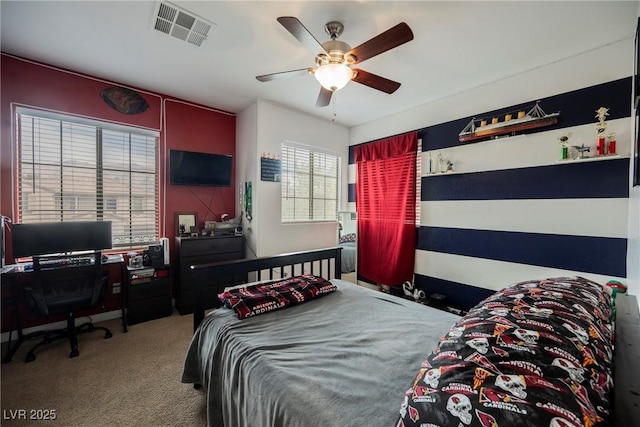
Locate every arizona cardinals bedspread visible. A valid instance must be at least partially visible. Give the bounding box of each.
[397,276,614,427]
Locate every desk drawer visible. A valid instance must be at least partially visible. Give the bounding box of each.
[129,278,170,300]
[128,295,172,325]
[181,237,243,257]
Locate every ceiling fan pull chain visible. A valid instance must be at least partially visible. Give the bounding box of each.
[332,93,337,122]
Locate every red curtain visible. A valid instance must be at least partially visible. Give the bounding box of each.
[355,131,418,286]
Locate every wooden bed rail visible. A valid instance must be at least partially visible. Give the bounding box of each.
[613,294,640,425]
[189,246,342,331]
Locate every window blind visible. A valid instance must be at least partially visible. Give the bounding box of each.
[17,112,159,248]
[281,143,339,222]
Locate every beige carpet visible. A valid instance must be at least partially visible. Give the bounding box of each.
[1,312,207,426]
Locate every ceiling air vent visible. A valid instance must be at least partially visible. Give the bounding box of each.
[153,1,216,47]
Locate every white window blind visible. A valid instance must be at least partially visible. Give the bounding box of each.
[17,112,159,248]
[281,143,339,222]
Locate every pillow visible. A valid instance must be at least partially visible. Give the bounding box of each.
[218,274,337,319]
[339,233,356,243]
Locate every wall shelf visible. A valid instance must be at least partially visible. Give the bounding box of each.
[558,154,621,163]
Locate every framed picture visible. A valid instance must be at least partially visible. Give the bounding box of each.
[175,212,197,236]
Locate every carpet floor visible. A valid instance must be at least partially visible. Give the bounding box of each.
[1,312,207,426]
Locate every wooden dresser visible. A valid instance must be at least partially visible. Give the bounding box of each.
[174,235,244,314]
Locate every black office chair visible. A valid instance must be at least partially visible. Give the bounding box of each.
[22,251,112,362]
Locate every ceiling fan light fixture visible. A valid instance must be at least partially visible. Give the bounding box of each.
[314,64,354,91]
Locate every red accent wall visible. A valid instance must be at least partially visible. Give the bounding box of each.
[1,53,236,261]
[0,54,236,332]
[163,99,236,244]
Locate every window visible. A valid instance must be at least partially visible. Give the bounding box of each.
[16,110,159,248]
[281,143,339,222]
[105,198,117,213]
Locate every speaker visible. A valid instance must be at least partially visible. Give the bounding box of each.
[148,244,164,267]
[234,226,243,236]
[160,237,170,265]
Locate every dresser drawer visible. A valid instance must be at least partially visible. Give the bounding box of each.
[175,235,245,315]
[180,237,243,257]
[180,251,244,274]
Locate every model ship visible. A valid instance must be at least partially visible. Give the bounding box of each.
[459,101,560,143]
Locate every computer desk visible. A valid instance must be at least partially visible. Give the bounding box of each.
[1,254,125,363]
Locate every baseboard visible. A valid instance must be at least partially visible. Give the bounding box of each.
[1,310,122,343]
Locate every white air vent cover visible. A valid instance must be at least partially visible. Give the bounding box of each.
[153,1,216,47]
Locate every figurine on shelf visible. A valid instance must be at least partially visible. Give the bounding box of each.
[558,132,572,160]
[437,153,444,174]
[572,144,591,159]
[446,160,454,173]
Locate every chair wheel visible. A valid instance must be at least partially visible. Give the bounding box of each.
[25,353,36,363]
[104,330,113,339]
[69,348,79,358]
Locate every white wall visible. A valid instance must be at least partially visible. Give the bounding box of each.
[239,99,349,257]
[236,102,259,258]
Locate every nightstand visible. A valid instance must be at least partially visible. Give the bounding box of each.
[125,265,172,327]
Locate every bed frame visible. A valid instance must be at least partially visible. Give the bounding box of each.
[612,293,640,425]
[189,246,342,332]
[187,246,640,425]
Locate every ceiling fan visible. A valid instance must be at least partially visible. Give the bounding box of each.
[256,17,414,108]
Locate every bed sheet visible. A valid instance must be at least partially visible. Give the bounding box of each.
[182,279,459,427]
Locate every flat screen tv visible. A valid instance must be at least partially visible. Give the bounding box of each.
[169,149,232,187]
[12,221,112,258]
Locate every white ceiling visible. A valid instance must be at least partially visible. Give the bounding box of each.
[1,1,638,128]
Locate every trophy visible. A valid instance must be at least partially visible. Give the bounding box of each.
[594,107,609,156]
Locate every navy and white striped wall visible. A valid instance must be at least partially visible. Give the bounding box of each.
[349,77,631,311]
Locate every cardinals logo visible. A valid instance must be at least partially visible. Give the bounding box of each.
[475,409,498,427]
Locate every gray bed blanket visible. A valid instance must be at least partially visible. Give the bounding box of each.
[182,279,459,427]
[340,242,356,273]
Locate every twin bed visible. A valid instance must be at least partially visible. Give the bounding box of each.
[181,247,640,426]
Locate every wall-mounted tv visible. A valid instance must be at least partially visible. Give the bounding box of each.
[169,149,232,187]
[12,221,112,258]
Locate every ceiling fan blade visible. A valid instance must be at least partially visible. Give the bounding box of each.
[256,68,312,82]
[316,87,333,108]
[347,22,414,64]
[351,68,401,94]
[277,16,328,55]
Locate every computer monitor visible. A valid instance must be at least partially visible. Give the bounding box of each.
[12,221,112,258]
